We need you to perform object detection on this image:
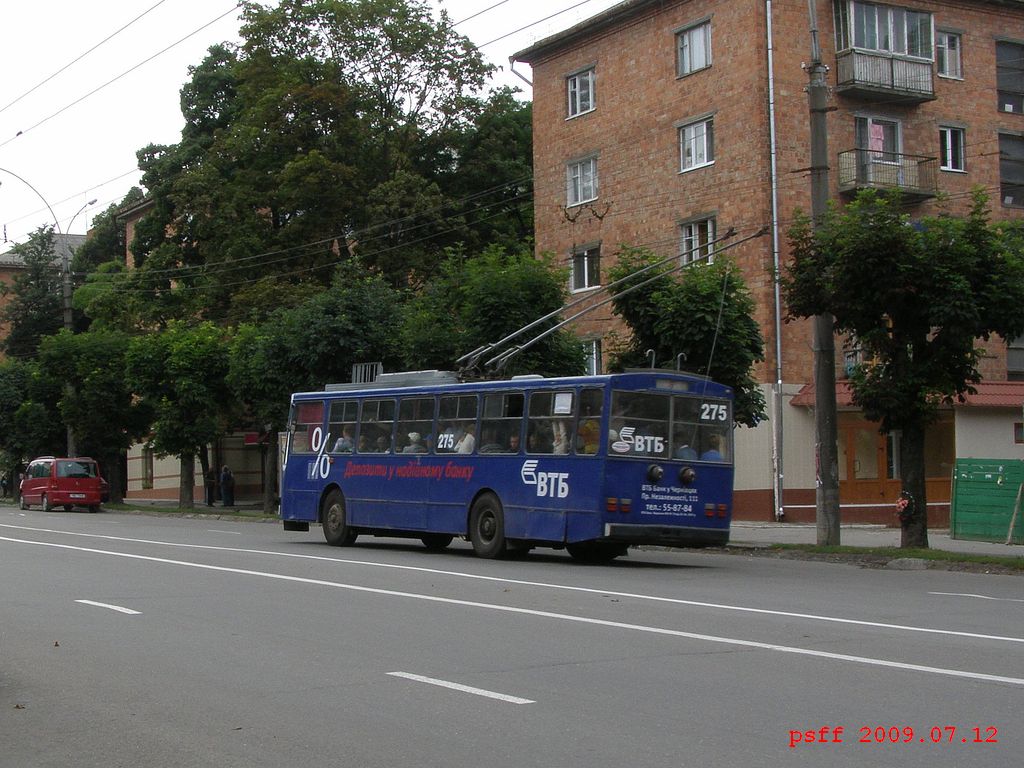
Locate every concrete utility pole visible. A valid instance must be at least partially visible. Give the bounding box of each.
[806,0,840,545]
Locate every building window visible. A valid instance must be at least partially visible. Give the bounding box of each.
[676,20,711,76]
[571,245,601,292]
[567,68,595,118]
[679,118,714,171]
[837,1,932,58]
[1015,423,1024,444]
[142,447,154,490]
[1008,337,1024,380]
[680,217,716,265]
[936,31,962,78]
[567,157,598,206]
[999,133,1024,207]
[584,339,602,375]
[997,41,1024,114]
[938,126,965,172]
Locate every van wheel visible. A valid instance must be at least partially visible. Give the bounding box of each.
[469,492,506,559]
[321,490,357,546]
[42,495,52,513]
[63,505,72,513]
[88,506,100,514]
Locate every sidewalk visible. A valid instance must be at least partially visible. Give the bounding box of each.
[730,521,1024,558]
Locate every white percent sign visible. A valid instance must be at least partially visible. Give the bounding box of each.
[309,427,332,480]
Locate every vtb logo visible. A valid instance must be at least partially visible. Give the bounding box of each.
[520,460,569,498]
[612,425,664,454]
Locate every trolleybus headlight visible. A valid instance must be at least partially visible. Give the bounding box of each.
[646,464,664,482]
[679,467,697,486]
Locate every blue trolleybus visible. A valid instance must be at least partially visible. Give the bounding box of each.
[280,370,734,561]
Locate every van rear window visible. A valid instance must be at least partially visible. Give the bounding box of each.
[57,461,97,479]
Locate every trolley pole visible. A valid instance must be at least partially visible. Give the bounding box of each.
[806,0,840,545]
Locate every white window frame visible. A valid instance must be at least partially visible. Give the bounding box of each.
[845,1,933,59]
[679,117,714,172]
[566,157,598,206]
[938,126,965,172]
[680,217,716,265]
[570,245,601,292]
[566,67,595,118]
[583,339,602,376]
[936,31,962,79]
[676,20,712,77]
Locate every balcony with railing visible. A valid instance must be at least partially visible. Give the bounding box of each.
[835,49,935,103]
[837,150,938,202]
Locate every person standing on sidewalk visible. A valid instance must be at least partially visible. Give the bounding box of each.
[204,468,217,506]
[219,465,235,507]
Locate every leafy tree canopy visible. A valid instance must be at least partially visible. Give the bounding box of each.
[401,245,585,378]
[785,189,1024,546]
[1,227,62,359]
[607,247,767,428]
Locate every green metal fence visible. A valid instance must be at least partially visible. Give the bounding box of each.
[950,459,1024,544]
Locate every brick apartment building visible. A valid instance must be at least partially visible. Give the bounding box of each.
[514,0,1024,523]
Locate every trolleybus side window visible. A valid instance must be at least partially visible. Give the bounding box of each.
[608,391,670,458]
[527,390,574,455]
[436,395,477,454]
[479,392,524,454]
[328,400,359,453]
[576,387,603,455]
[290,400,325,455]
[359,398,395,453]
[396,397,435,453]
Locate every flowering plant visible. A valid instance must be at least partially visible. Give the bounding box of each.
[895,491,914,523]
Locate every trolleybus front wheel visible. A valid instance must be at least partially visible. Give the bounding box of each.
[469,492,506,559]
[322,490,357,546]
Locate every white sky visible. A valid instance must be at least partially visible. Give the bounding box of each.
[0,0,622,253]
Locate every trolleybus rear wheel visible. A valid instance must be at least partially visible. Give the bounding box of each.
[420,533,454,551]
[566,542,627,564]
[322,490,357,546]
[469,492,506,559]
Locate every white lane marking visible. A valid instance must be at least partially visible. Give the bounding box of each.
[208,529,243,535]
[388,672,534,704]
[75,599,141,615]
[1,522,1022,647]
[2,534,1023,688]
[930,591,1024,603]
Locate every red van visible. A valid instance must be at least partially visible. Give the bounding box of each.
[19,457,105,513]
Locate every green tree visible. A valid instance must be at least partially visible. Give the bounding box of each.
[37,329,153,503]
[401,246,585,377]
[125,322,233,507]
[785,190,1024,548]
[0,359,65,490]
[71,188,145,275]
[228,264,402,510]
[607,248,767,428]
[1,227,62,359]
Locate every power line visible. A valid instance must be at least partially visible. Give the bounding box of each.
[0,0,172,119]
[0,4,242,152]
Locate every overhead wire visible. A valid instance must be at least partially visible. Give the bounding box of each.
[0,0,172,119]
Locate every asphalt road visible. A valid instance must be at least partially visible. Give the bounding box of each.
[2,506,1021,768]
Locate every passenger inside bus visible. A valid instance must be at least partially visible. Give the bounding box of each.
[456,424,475,453]
[701,433,725,461]
[402,432,428,453]
[332,426,354,453]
